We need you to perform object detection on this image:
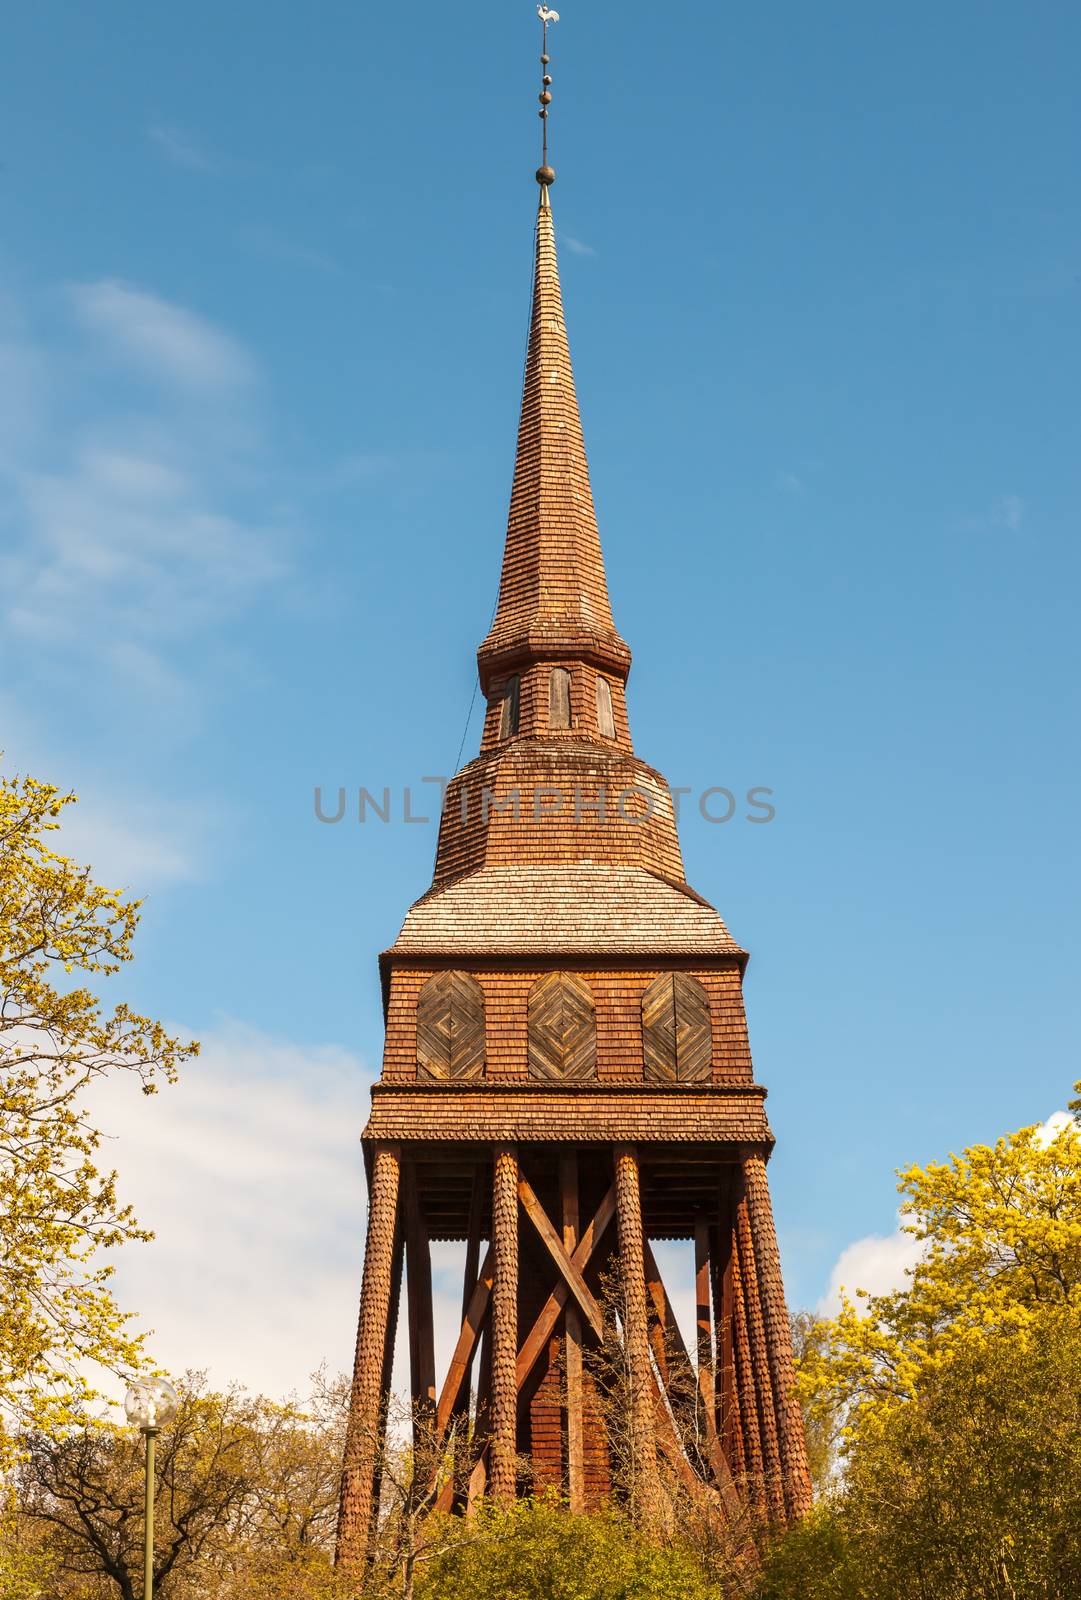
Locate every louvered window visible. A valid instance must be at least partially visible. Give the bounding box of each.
[549,667,572,729]
[527,972,597,1081]
[595,676,615,739]
[642,973,712,1082]
[499,675,520,740]
[416,971,486,1079]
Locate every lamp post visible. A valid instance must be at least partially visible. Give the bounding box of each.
[125,1378,178,1600]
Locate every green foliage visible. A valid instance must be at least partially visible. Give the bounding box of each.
[1,769,198,1453]
[18,1372,347,1600]
[800,1113,1081,1439]
[416,1495,727,1600]
[758,1307,1081,1600]
[771,1091,1081,1600]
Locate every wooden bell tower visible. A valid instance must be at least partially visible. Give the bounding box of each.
[336,39,811,1568]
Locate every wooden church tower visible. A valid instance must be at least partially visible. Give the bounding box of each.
[337,22,811,1570]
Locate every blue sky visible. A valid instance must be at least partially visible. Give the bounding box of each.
[2,1,1079,1396]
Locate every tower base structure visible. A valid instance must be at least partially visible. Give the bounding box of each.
[337,1126,811,1569]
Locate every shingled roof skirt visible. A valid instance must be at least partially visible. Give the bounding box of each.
[478,187,631,693]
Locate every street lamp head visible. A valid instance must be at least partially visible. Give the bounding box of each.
[125,1378,178,1432]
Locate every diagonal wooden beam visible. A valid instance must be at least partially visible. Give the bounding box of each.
[516,1183,615,1389]
[435,1244,494,1435]
[643,1239,737,1498]
[517,1174,604,1339]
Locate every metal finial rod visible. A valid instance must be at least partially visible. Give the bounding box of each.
[536,6,558,188]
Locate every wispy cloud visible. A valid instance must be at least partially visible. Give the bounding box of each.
[149,123,214,173]
[776,470,805,494]
[963,493,1026,535]
[559,231,597,258]
[990,493,1025,531]
[0,279,292,704]
[71,280,255,391]
[236,226,341,276]
[90,1023,372,1398]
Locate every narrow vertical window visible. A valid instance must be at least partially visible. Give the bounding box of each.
[499,675,520,740]
[595,676,615,739]
[549,667,571,729]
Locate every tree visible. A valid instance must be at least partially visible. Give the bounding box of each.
[787,1313,837,1498]
[417,1494,729,1600]
[757,1308,1081,1600]
[17,1373,348,1600]
[0,770,197,1453]
[759,1095,1081,1600]
[800,1111,1081,1435]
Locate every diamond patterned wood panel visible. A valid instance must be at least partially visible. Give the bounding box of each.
[527,972,597,1081]
[416,970,485,1080]
[673,973,712,1082]
[642,973,711,1083]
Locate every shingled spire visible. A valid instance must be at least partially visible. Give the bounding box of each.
[477,188,631,702]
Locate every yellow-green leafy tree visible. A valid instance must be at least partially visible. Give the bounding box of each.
[758,1091,1081,1600]
[800,1100,1081,1432]
[0,770,197,1457]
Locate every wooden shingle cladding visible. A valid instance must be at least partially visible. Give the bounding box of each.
[381,962,753,1087]
[477,193,629,697]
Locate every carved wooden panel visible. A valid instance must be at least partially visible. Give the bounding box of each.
[642,973,711,1083]
[416,971,486,1080]
[528,972,597,1081]
[673,973,712,1082]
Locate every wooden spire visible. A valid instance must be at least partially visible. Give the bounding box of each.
[477,190,631,698]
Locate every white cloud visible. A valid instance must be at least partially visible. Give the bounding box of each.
[148,124,215,173]
[90,1023,373,1401]
[1035,1109,1074,1146]
[818,1106,1076,1318]
[71,280,254,392]
[817,1217,923,1317]
[559,231,597,258]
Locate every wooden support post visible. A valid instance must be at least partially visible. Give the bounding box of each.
[694,1216,715,1432]
[370,1225,404,1521]
[742,1153,813,1518]
[560,1154,585,1513]
[337,1143,401,1572]
[729,1203,766,1511]
[711,1199,744,1482]
[736,1185,786,1521]
[614,1144,663,1530]
[490,1144,519,1503]
[405,1163,436,1426]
